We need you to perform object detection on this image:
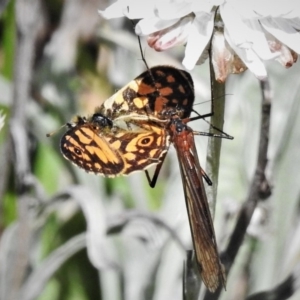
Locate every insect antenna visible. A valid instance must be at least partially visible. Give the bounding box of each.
[131,20,151,71]
[136,34,161,98]
[46,123,67,137]
[136,32,151,71]
[131,23,167,120]
[193,93,233,107]
[189,93,234,140]
[190,109,233,140]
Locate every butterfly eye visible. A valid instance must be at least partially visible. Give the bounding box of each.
[92,113,113,128]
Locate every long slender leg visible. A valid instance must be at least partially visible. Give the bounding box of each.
[193,130,233,140]
[145,152,168,188]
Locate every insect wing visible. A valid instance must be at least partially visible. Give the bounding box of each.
[135,66,194,119]
[60,121,170,177]
[60,124,125,176]
[173,126,225,292]
[99,66,195,120]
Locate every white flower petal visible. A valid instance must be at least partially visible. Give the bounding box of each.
[99,0,128,19]
[124,0,158,19]
[100,0,300,78]
[147,16,192,51]
[156,1,193,20]
[155,0,222,19]
[221,5,277,60]
[136,17,179,36]
[269,40,298,69]
[222,0,259,19]
[211,30,247,81]
[211,31,234,82]
[224,0,300,19]
[183,12,214,70]
[225,29,267,79]
[183,31,203,70]
[245,19,279,60]
[261,18,300,54]
[236,50,267,80]
[288,18,300,30]
[221,4,254,46]
[192,0,222,14]
[197,46,210,65]
[250,0,300,18]
[275,44,297,68]
[99,0,157,19]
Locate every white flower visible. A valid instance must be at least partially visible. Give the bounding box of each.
[99,0,300,81]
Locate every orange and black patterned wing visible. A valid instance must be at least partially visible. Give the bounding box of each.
[60,116,170,177]
[170,118,226,292]
[111,124,170,175]
[99,66,195,120]
[60,122,125,176]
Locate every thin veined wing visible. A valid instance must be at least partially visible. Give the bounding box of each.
[170,118,226,292]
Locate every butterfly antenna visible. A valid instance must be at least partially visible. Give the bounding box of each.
[46,123,66,137]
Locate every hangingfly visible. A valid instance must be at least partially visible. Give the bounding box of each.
[168,115,226,292]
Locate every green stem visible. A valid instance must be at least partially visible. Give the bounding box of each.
[205,62,226,218]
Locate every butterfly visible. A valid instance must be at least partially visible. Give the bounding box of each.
[61,66,193,176]
[59,65,226,292]
[60,113,169,176]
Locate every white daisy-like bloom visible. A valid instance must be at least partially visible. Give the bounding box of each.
[99,0,300,82]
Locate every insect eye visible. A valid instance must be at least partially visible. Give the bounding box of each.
[92,113,113,128]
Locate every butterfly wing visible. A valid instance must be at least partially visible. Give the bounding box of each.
[60,122,170,176]
[111,124,170,175]
[171,120,226,292]
[60,124,125,176]
[99,66,194,120]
